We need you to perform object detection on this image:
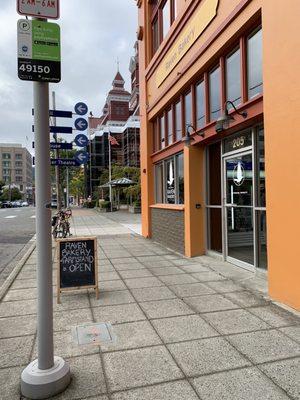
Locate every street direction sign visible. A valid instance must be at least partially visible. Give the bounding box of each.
[74,134,88,147]
[50,142,73,150]
[32,142,72,150]
[74,102,88,116]
[50,126,73,134]
[49,110,72,118]
[17,19,61,83]
[32,125,73,134]
[32,109,72,118]
[51,159,79,167]
[17,0,60,19]
[74,118,88,131]
[75,151,89,165]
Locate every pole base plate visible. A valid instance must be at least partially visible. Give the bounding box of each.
[21,356,70,399]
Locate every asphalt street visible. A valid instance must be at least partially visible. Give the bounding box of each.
[0,207,36,286]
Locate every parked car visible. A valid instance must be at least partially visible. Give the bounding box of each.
[12,201,22,207]
[21,201,29,207]
[1,201,12,208]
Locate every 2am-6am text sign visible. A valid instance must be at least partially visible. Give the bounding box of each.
[17,0,60,20]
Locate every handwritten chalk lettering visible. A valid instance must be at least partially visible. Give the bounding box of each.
[58,238,97,290]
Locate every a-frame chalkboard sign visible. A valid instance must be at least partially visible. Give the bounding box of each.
[57,237,99,303]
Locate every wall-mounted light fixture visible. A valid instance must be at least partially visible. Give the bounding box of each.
[182,124,205,147]
[215,101,247,133]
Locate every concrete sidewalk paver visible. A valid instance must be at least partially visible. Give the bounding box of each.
[0,208,299,399]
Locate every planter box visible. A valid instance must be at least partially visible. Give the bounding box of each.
[129,205,141,214]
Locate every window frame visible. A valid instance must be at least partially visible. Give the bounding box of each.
[150,23,263,156]
[246,26,263,100]
[208,64,221,122]
[225,45,242,109]
[150,0,176,56]
[195,79,205,129]
[154,152,184,204]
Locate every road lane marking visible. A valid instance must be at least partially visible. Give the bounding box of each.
[4,216,17,219]
[30,215,36,218]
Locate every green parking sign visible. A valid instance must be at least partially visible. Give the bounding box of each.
[17,19,61,82]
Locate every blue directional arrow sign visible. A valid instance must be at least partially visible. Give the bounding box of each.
[74,134,88,147]
[51,159,80,167]
[75,150,89,165]
[74,118,88,131]
[74,102,88,116]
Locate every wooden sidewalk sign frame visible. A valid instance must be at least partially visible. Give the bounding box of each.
[56,236,99,303]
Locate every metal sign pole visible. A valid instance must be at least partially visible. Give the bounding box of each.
[52,91,62,211]
[21,19,70,400]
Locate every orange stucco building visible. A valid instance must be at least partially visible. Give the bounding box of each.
[137,0,300,310]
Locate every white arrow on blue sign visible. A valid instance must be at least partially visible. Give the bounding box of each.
[74,117,88,131]
[75,150,89,165]
[74,134,88,147]
[74,102,88,116]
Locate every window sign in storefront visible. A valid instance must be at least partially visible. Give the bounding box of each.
[154,153,184,204]
[224,130,252,153]
[166,159,175,204]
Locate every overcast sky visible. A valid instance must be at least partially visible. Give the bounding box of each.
[0,1,137,153]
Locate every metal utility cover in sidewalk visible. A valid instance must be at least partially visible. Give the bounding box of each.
[17,19,61,82]
[72,323,115,346]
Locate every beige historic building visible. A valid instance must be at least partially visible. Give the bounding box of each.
[0,143,33,201]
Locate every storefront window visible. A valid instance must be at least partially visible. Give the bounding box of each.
[226,48,241,108]
[154,153,184,204]
[167,108,173,146]
[196,81,205,129]
[257,210,267,269]
[247,27,263,99]
[155,163,164,203]
[175,101,182,141]
[257,128,265,207]
[176,153,184,204]
[209,66,221,121]
[159,115,165,149]
[153,119,159,152]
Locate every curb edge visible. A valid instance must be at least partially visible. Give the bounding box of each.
[0,238,36,301]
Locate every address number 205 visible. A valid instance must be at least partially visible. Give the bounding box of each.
[19,64,50,74]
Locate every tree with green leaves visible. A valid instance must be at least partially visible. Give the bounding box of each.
[0,187,22,201]
[69,167,85,204]
[99,164,141,204]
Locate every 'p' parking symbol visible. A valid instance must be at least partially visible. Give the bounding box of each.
[19,20,30,31]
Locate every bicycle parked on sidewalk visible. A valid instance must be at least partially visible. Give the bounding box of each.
[52,208,72,239]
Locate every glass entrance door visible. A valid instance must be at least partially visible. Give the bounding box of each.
[224,152,254,268]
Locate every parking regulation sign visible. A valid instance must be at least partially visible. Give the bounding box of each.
[17,0,60,20]
[17,19,61,83]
